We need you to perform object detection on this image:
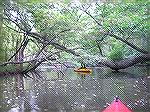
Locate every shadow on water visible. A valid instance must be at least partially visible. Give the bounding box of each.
[0,67,150,112]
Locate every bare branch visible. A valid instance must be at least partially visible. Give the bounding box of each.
[0,56,56,66]
[4,24,25,33]
[23,51,61,73]
[79,7,102,27]
[8,36,29,62]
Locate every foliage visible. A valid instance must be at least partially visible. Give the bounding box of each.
[0,1,149,68]
[106,40,125,61]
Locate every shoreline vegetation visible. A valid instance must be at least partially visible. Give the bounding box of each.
[0,62,150,76]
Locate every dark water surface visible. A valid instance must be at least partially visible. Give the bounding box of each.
[0,67,150,112]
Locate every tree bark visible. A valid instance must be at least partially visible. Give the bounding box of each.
[15,35,27,71]
[0,2,5,62]
[8,36,28,61]
[99,54,150,70]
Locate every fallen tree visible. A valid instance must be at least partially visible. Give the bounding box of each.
[99,54,150,70]
[1,2,149,74]
[81,5,150,70]
[0,2,80,75]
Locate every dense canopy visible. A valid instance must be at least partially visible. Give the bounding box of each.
[0,0,149,74]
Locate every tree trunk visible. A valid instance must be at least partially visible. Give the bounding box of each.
[0,2,5,62]
[15,36,24,71]
[99,54,150,70]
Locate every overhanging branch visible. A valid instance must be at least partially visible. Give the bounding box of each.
[100,31,149,54]
[81,9,149,54]
[4,17,80,56]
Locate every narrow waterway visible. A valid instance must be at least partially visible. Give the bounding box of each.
[0,67,150,112]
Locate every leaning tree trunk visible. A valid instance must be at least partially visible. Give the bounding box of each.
[15,36,24,71]
[0,2,5,62]
[99,54,150,70]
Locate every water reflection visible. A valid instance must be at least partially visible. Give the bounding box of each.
[0,67,150,112]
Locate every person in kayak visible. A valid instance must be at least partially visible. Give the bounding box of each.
[80,63,86,69]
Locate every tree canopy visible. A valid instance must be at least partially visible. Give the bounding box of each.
[0,0,149,73]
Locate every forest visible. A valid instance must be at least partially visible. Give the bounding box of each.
[0,0,149,75]
[0,1,150,112]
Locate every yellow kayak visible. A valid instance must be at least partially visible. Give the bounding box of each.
[74,68,92,73]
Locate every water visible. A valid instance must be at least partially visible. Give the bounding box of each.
[0,67,150,112]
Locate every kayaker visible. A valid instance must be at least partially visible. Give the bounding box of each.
[80,63,86,69]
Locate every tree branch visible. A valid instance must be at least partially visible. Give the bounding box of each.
[23,51,61,73]
[80,7,102,27]
[81,8,149,54]
[7,36,29,62]
[4,23,25,33]
[100,31,149,54]
[0,56,56,66]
